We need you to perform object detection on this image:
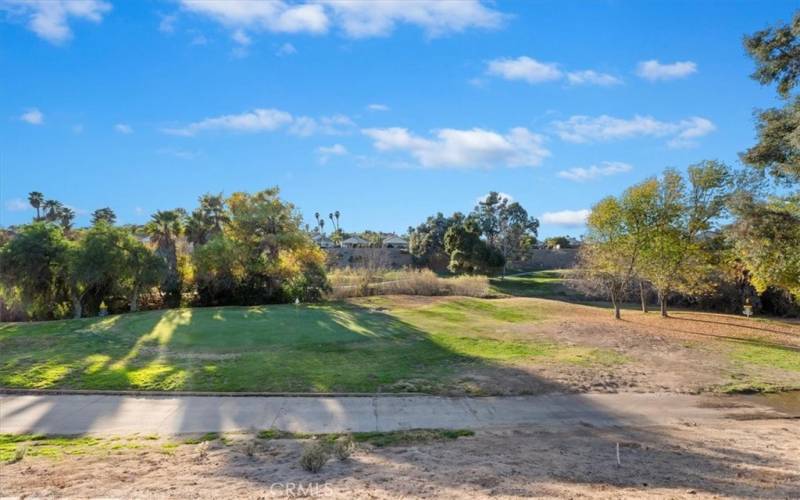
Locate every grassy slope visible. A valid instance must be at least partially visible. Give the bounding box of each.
[0,295,620,393]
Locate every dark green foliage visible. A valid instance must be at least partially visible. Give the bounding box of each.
[444,218,504,274]
[91,207,116,226]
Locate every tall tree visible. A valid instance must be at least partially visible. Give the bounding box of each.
[91,207,116,226]
[58,207,76,233]
[146,209,183,306]
[444,218,504,275]
[736,11,800,298]
[28,191,44,220]
[42,199,63,222]
[0,223,71,319]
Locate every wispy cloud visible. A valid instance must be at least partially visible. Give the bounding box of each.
[486,56,621,87]
[178,0,505,39]
[4,197,29,212]
[553,114,715,148]
[636,60,697,81]
[1,0,111,44]
[558,161,633,182]
[162,108,355,137]
[363,126,549,168]
[276,42,296,56]
[20,108,44,125]
[541,209,590,227]
[566,70,622,86]
[317,143,348,164]
[114,123,133,134]
[367,103,389,112]
[163,108,294,136]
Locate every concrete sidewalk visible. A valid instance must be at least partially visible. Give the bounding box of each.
[0,393,794,436]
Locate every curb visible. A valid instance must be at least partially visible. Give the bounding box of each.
[0,387,435,398]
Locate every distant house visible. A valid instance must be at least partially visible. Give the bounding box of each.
[341,236,369,248]
[382,234,408,249]
[312,234,334,248]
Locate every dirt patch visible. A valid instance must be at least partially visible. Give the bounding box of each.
[2,420,798,498]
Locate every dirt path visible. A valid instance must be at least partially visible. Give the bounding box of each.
[1,392,797,436]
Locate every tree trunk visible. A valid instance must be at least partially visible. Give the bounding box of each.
[130,285,140,312]
[71,291,82,320]
[640,282,649,313]
[659,290,668,317]
[611,290,621,320]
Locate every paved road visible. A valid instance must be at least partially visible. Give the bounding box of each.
[0,393,795,436]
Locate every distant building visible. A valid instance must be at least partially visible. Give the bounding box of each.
[382,234,408,249]
[341,236,369,248]
[312,233,334,248]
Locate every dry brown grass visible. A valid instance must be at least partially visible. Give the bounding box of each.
[327,268,489,299]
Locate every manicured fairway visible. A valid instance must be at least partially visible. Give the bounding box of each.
[0,296,620,393]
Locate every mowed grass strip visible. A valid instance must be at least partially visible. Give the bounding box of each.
[0,297,624,393]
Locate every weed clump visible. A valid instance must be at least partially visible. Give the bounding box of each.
[300,441,329,472]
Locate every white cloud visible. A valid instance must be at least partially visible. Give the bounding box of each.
[367,103,389,112]
[318,144,348,155]
[231,29,251,45]
[319,0,505,38]
[289,114,356,136]
[159,13,177,33]
[20,108,44,125]
[317,143,348,164]
[363,126,550,168]
[163,108,294,136]
[486,56,562,84]
[276,42,296,56]
[486,57,622,87]
[4,197,29,212]
[636,60,697,81]
[541,209,590,227]
[114,123,133,134]
[162,109,355,137]
[157,147,201,160]
[179,0,329,34]
[558,161,633,182]
[566,70,622,86]
[553,114,715,147]
[1,0,111,44]
[179,0,504,39]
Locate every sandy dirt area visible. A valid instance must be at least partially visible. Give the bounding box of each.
[2,418,798,498]
[378,296,800,396]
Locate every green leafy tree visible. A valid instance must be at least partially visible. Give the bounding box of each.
[408,212,465,269]
[0,222,71,319]
[444,218,504,274]
[638,162,733,316]
[736,12,800,298]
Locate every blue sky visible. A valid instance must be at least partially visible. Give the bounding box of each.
[1,0,795,238]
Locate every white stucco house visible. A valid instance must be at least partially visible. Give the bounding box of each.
[341,236,369,248]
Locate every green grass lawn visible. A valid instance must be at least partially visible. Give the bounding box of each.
[489,270,572,298]
[0,297,621,393]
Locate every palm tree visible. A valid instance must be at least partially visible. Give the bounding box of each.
[146,210,183,307]
[199,193,228,233]
[28,191,44,220]
[91,207,116,225]
[334,210,341,230]
[42,199,63,221]
[58,207,75,232]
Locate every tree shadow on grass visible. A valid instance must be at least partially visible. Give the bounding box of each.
[3,302,800,496]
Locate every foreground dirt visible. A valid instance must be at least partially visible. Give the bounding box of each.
[368,296,800,396]
[2,418,798,498]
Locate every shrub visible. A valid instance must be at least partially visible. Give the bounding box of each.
[327,267,490,299]
[299,441,329,473]
[332,435,355,460]
[8,444,28,464]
